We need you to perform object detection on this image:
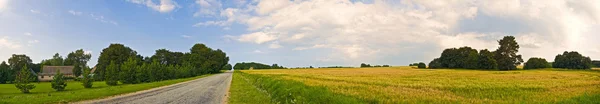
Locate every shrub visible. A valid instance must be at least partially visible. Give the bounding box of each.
[524,57,550,69]
[15,65,35,93]
[105,62,119,86]
[51,70,67,91]
[417,62,426,69]
[81,67,93,88]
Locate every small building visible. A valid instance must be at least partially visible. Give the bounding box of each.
[37,66,74,81]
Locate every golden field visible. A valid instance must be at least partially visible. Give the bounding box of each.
[239,67,600,103]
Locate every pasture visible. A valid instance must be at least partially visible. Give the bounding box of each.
[233,67,600,103]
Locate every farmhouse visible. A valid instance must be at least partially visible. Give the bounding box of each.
[38,66,74,81]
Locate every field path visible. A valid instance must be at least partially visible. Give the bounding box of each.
[76,71,232,104]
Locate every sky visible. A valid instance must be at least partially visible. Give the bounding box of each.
[1,0,599,67]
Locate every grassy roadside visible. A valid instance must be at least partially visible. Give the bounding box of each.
[0,74,213,104]
[229,71,365,104]
[228,71,272,104]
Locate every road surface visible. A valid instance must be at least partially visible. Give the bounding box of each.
[77,71,232,104]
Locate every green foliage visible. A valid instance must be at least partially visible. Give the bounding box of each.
[417,62,426,68]
[41,53,65,66]
[105,62,119,86]
[361,63,372,67]
[65,49,92,77]
[428,58,442,69]
[120,58,139,84]
[593,60,600,68]
[222,64,232,70]
[0,61,10,84]
[81,67,93,88]
[96,44,139,80]
[233,62,284,70]
[409,63,420,66]
[553,51,592,69]
[523,57,550,69]
[494,36,523,70]
[8,54,32,82]
[438,47,479,69]
[360,63,390,68]
[51,70,67,91]
[14,65,35,93]
[478,49,497,69]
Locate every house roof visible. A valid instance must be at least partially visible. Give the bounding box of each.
[39,66,74,75]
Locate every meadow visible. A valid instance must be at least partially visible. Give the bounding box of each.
[0,74,212,104]
[232,67,600,103]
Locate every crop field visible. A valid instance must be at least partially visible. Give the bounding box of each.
[234,67,600,103]
[0,74,212,104]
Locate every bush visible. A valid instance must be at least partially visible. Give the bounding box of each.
[524,57,550,69]
[417,62,426,69]
[553,51,592,69]
[81,67,93,88]
[51,70,67,91]
[428,58,442,69]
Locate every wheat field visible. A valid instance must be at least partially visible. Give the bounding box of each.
[240,67,600,103]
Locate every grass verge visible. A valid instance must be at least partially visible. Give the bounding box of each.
[228,71,272,104]
[0,74,213,104]
[229,71,365,104]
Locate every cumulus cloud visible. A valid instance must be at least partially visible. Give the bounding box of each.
[194,0,222,17]
[126,0,178,13]
[206,0,600,64]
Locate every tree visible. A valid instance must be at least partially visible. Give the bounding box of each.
[14,65,35,93]
[417,62,427,69]
[593,60,600,68]
[105,62,119,86]
[51,70,67,91]
[477,49,497,69]
[494,36,523,70]
[65,49,92,77]
[524,57,550,69]
[120,58,138,84]
[81,67,93,88]
[9,54,33,83]
[428,58,442,69]
[0,61,10,83]
[96,44,138,80]
[438,47,479,69]
[222,64,232,70]
[553,51,592,69]
[360,63,371,67]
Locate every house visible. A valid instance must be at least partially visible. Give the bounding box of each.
[37,66,74,81]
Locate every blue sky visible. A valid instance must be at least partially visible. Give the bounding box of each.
[1,0,600,67]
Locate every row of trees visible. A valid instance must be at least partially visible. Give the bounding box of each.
[98,43,230,85]
[360,63,391,68]
[428,36,523,70]
[233,62,285,70]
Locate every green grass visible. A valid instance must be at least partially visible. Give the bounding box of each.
[229,71,366,104]
[228,71,272,104]
[233,67,600,103]
[0,74,212,104]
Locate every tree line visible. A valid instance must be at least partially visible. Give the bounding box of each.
[0,49,91,84]
[233,62,286,70]
[360,63,391,68]
[427,36,594,70]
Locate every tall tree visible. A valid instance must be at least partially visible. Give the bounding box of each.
[222,64,232,70]
[0,61,10,83]
[428,58,442,69]
[96,44,138,80]
[553,51,592,69]
[477,49,497,69]
[8,54,33,82]
[524,57,550,69]
[51,70,67,91]
[120,58,138,84]
[494,36,523,70]
[14,65,35,93]
[65,49,92,77]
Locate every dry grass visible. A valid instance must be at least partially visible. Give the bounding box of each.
[240,67,600,103]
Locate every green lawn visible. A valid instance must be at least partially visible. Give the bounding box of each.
[230,67,600,103]
[0,74,212,104]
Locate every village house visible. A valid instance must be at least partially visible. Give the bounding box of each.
[37,66,74,81]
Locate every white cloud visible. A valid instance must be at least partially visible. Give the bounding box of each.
[68,10,82,16]
[237,32,277,44]
[253,50,265,54]
[29,10,39,14]
[126,0,178,13]
[194,0,222,17]
[181,35,192,38]
[268,42,281,49]
[90,13,118,25]
[256,0,291,15]
[0,37,22,49]
[23,32,32,36]
[0,0,8,13]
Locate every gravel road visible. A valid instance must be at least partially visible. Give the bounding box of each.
[77,71,232,104]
